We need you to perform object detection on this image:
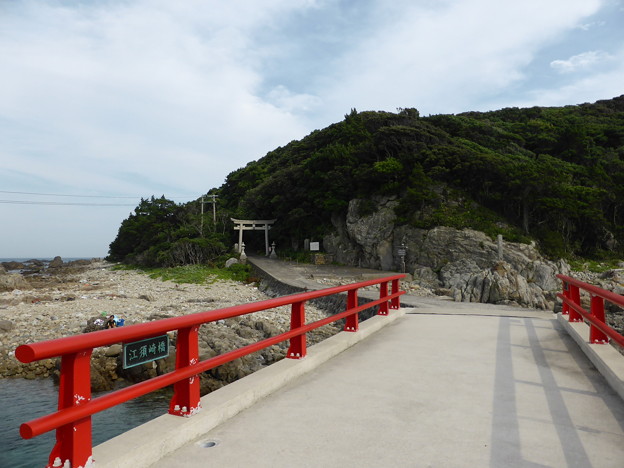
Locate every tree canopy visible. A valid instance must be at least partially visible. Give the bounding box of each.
[108,96,624,264]
[108,195,228,266]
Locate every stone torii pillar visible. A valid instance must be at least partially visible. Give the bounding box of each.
[231,219,277,256]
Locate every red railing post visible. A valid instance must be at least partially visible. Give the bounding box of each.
[169,326,201,416]
[561,282,570,315]
[344,289,359,332]
[569,284,583,322]
[287,301,306,358]
[390,279,401,310]
[557,273,624,349]
[589,295,609,344]
[378,281,389,315]
[46,350,93,468]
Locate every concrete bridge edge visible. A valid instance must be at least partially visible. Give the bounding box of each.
[557,313,624,402]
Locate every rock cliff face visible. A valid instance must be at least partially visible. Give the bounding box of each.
[324,198,571,309]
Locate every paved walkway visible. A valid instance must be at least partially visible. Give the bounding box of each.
[249,255,551,318]
[148,258,624,467]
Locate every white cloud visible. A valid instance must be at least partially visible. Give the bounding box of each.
[266,85,322,113]
[514,48,624,108]
[576,20,606,31]
[314,0,604,115]
[0,0,317,200]
[550,50,613,73]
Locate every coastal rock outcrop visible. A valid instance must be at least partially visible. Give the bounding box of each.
[447,261,550,309]
[0,273,29,292]
[1,261,25,271]
[324,197,570,309]
[49,256,64,268]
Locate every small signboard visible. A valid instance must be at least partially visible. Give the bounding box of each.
[398,248,406,257]
[310,242,320,251]
[123,335,169,369]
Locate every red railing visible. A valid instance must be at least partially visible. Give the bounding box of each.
[557,274,624,348]
[16,274,405,468]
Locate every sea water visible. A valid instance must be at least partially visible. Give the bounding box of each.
[0,378,172,468]
[0,257,101,271]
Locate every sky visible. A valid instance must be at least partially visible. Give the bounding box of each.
[1,0,623,258]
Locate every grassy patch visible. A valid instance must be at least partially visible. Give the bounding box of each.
[410,202,531,244]
[568,258,622,273]
[280,250,313,264]
[112,263,252,284]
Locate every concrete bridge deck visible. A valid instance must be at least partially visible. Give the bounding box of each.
[94,258,624,468]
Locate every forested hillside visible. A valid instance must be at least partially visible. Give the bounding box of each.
[108,96,624,266]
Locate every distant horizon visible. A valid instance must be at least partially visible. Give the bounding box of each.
[0,255,106,261]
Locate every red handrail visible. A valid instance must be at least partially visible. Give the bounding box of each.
[16,274,405,468]
[557,274,624,348]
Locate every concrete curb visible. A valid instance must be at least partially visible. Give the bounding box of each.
[92,308,407,468]
[557,313,624,402]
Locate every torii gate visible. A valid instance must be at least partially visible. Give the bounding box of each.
[231,218,277,256]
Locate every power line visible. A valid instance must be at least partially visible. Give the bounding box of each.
[0,190,195,199]
[0,200,137,206]
[0,190,139,198]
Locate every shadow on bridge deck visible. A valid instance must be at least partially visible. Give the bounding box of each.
[145,313,624,467]
[94,258,624,467]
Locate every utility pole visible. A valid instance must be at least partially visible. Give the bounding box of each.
[199,195,218,237]
[207,194,218,223]
[200,197,205,237]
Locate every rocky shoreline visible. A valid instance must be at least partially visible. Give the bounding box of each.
[0,259,340,394]
[1,256,623,394]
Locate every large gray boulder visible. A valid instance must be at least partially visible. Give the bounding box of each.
[1,261,24,271]
[412,265,441,289]
[451,262,549,309]
[49,256,64,268]
[0,319,15,333]
[439,258,483,290]
[0,273,29,292]
[225,258,239,268]
[406,226,499,270]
